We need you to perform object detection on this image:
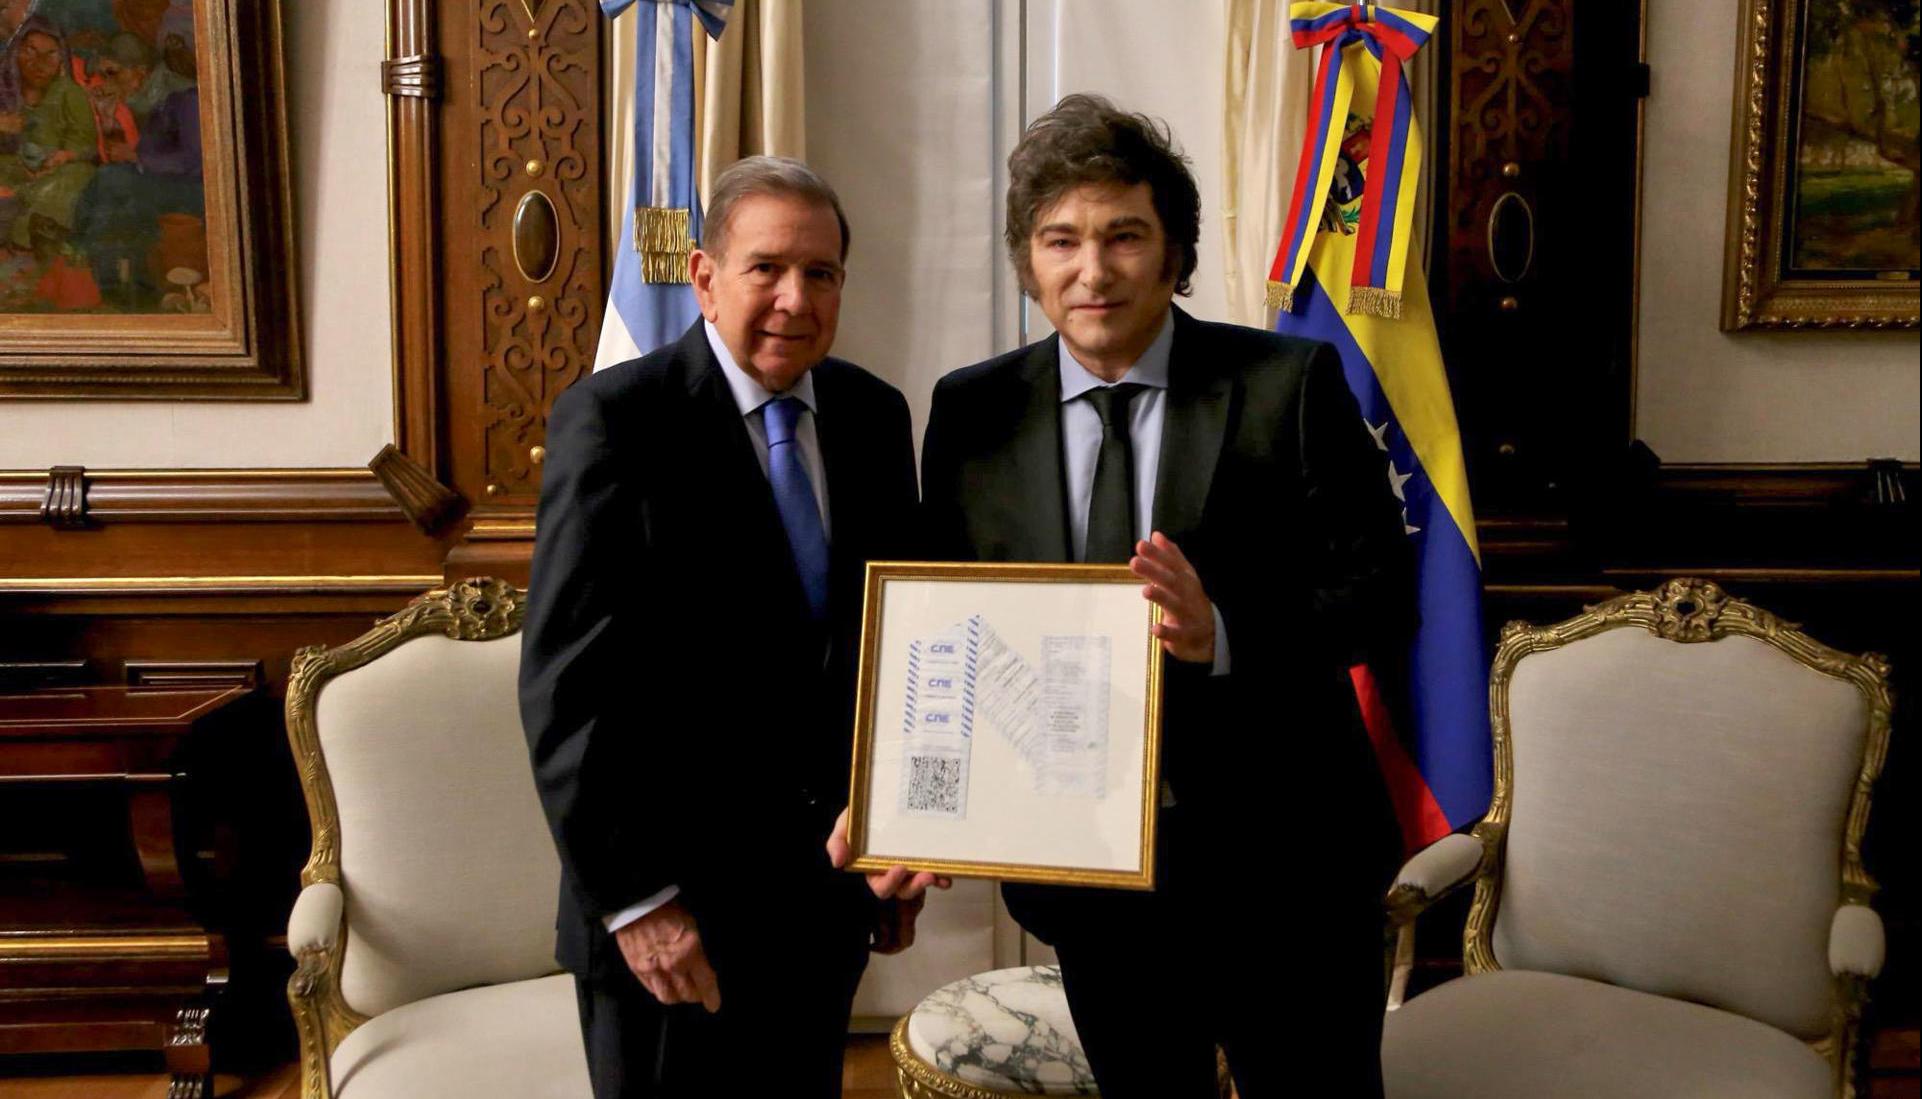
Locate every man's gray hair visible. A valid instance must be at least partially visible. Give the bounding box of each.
[702,156,851,262]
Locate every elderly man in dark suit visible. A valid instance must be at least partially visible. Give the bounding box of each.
[520,156,938,1099]
[920,95,1417,1098]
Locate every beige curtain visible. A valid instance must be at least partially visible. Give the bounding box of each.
[603,0,807,263]
[1220,0,1440,327]
[694,0,807,209]
[1221,0,1312,327]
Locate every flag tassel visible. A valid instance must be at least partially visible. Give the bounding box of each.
[1265,280,1295,313]
[636,206,693,284]
[1347,286,1403,320]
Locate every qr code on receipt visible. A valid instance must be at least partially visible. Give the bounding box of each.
[904,754,963,815]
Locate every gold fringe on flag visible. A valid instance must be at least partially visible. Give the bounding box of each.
[1265,280,1295,313]
[1347,286,1403,320]
[636,206,693,284]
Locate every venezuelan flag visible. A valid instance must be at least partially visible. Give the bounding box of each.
[1271,2,1491,851]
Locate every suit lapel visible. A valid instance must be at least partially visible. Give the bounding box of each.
[997,339,1072,562]
[678,325,810,605]
[1151,308,1231,546]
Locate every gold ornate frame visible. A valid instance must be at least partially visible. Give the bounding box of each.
[1722,0,1919,330]
[281,578,525,1099]
[845,562,1164,891]
[1394,578,1892,1098]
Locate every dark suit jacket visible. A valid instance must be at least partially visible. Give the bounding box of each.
[519,322,919,979]
[920,306,1415,943]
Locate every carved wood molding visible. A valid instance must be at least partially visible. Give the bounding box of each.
[382,54,442,99]
[390,0,446,479]
[40,467,88,529]
[368,445,465,533]
[126,660,266,689]
[0,470,406,525]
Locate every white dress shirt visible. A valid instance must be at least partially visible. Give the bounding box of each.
[603,321,832,934]
[1058,310,1230,679]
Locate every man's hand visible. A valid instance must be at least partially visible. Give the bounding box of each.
[1131,532,1216,664]
[870,893,926,955]
[613,900,720,1012]
[827,807,951,900]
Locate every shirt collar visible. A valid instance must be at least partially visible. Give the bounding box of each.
[705,319,818,417]
[1058,309,1174,403]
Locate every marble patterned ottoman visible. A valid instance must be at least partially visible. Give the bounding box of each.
[890,965,1099,1097]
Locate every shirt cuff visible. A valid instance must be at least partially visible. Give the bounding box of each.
[1210,603,1231,677]
[602,884,680,933]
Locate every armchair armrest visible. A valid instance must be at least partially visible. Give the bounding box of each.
[288,881,344,958]
[1382,832,1488,1011]
[287,881,344,1099]
[1384,832,1485,924]
[1830,903,1885,980]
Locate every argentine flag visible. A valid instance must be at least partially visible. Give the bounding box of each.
[595,1,734,370]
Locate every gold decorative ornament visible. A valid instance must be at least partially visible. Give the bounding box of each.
[525,159,544,177]
[283,579,529,1099]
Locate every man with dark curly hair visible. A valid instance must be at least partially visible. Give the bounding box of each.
[921,94,1415,1097]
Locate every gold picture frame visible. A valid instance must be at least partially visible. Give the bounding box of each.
[845,562,1164,890]
[0,0,302,397]
[1722,0,1919,330]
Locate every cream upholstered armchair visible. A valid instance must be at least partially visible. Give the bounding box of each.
[1381,579,1893,1099]
[283,579,590,1099]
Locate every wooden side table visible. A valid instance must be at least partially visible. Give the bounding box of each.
[0,684,251,1099]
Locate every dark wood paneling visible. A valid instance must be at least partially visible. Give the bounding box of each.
[440,0,604,513]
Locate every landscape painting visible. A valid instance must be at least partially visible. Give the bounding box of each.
[1788,0,1921,276]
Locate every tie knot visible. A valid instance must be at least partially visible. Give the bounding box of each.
[1089,383,1147,429]
[763,396,805,446]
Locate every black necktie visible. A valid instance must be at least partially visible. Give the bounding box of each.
[1085,382,1147,563]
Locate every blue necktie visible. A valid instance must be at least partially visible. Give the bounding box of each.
[762,396,830,621]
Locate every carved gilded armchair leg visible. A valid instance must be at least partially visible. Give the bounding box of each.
[289,948,336,1099]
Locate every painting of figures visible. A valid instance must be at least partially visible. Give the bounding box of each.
[1790,0,1922,275]
[0,0,207,314]
[0,0,298,398]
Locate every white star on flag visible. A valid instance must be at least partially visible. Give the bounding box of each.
[1364,419,1421,536]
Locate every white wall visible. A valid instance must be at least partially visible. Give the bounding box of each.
[0,0,395,470]
[808,0,1234,445]
[1636,1,1919,463]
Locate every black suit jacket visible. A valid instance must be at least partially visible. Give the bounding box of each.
[920,307,1415,943]
[519,322,919,978]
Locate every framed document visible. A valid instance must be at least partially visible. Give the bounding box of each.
[845,562,1163,890]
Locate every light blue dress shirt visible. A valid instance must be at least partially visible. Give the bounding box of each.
[1057,310,1230,678]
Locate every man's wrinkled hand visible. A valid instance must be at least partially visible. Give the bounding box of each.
[613,900,720,1012]
[870,893,927,955]
[1131,532,1216,664]
[827,807,951,900]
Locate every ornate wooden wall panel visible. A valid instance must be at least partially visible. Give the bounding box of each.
[1435,0,1635,518]
[443,0,605,534]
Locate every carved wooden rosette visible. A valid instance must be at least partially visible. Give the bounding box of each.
[1463,578,1893,1095]
[282,578,527,1098]
[473,0,603,508]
